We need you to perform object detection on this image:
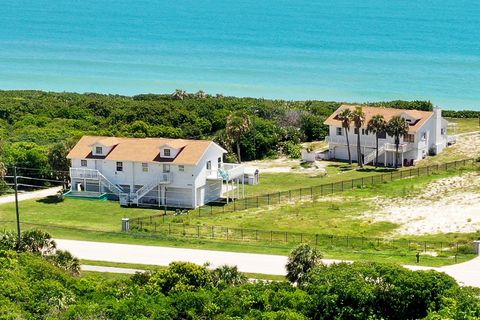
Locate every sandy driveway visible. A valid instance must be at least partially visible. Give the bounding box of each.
[58,239,480,287]
[0,187,62,205]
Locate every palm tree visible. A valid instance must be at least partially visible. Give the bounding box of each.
[20,229,56,254]
[386,116,409,168]
[226,111,251,163]
[286,243,323,285]
[366,114,387,167]
[171,89,188,100]
[47,250,81,276]
[212,265,248,287]
[351,107,366,168]
[337,109,353,165]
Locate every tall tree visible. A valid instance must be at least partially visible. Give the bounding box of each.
[337,109,353,165]
[351,107,366,168]
[226,111,251,163]
[366,114,387,167]
[386,116,409,168]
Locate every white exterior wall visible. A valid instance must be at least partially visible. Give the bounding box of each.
[328,110,448,166]
[70,142,226,208]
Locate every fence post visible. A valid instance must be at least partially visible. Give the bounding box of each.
[267,194,270,205]
[300,188,302,199]
[241,228,243,240]
[361,177,364,187]
[289,190,291,201]
[310,187,313,200]
[256,230,258,241]
[278,192,281,204]
[212,226,214,239]
[197,225,200,238]
[285,232,288,243]
[168,223,171,234]
[227,228,229,240]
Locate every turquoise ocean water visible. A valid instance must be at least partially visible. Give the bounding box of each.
[0,0,479,110]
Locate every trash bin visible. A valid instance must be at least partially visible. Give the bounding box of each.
[474,240,480,254]
[122,218,130,232]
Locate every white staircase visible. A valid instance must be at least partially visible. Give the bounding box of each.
[130,172,172,205]
[364,146,385,165]
[70,168,124,196]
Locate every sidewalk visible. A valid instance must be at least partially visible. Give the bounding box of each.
[0,187,62,205]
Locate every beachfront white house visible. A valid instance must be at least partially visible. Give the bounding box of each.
[324,105,449,166]
[67,136,255,208]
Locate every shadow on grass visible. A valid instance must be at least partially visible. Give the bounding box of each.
[36,195,64,204]
[356,167,397,173]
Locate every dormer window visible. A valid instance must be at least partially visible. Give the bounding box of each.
[164,149,171,157]
[96,146,103,154]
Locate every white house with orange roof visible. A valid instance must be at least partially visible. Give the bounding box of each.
[66,136,255,208]
[323,105,449,167]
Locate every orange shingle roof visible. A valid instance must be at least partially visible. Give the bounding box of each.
[324,105,433,133]
[67,136,219,165]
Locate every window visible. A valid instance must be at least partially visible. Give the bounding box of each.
[354,128,359,134]
[441,128,446,135]
[81,160,87,167]
[362,129,366,135]
[164,149,171,157]
[163,164,170,173]
[378,131,387,139]
[116,162,123,172]
[142,163,148,172]
[95,146,103,154]
[405,134,415,143]
[178,165,184,172]
[336,127,343,136]
[206,161,212,170]
[218,157,222,168]
[421,132,427,140]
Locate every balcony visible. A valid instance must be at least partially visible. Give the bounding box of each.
[70,168,100,179]
[207,163,245,181]
[326,136,378,148]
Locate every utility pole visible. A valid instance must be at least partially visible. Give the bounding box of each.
[14,166,21,250]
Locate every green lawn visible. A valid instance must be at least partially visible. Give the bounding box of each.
[446,117,480,134]
[244,163,395,197]
[1,166,478,267]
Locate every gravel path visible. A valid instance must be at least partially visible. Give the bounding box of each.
[0,187,62,205]
[57,239,480,287]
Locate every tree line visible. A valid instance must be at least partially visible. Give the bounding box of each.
[1,233,479,319]
[0,89,472,175]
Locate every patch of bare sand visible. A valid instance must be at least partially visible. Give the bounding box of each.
[246,157,327,174]
[365,172,480,235]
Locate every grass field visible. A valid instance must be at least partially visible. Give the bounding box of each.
[243,163,394,197]
[1,165,478,267]
[446,117,479,134]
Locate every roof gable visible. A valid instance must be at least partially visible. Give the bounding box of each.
[67,136,221,165]
[324,105,434,133]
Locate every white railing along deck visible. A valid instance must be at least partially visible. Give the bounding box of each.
[70,168,123,195]
[207,163,245,181]
[326,136,378,148]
